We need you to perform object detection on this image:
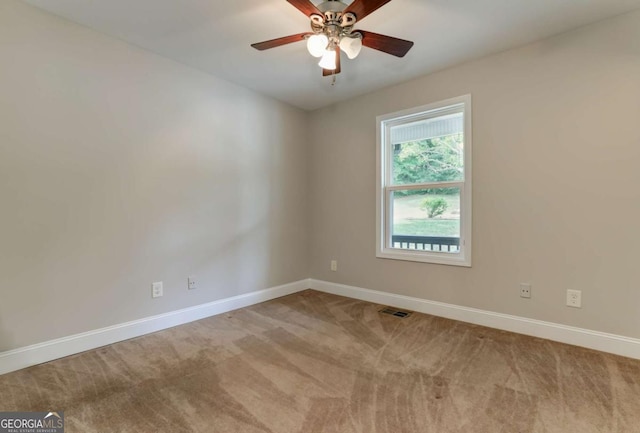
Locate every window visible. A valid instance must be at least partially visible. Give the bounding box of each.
[376,95,472,266]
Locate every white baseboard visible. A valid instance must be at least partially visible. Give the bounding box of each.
[0,279,311,376]
[3,278,638,376]
[310,279,640,360]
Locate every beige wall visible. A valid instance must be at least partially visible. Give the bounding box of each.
[309,10,640,338]
[0,0,309,351]
[2,0,639,354]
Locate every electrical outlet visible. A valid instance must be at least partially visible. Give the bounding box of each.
[152,281,163,298]
[188,276,196,290]
[331,260,338,272]
[566,289,582,308]
[520,283,532,299]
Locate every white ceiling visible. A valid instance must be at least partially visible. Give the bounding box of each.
[22,0,640,110]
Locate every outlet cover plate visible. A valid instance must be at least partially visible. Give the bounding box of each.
[188,277,196,290]
[566,289,582,308]
[152,281,163,298]
[520,283,532,299]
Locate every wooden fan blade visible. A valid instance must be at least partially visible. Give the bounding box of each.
[286,0,322,17]
[322,49,341,76]
[251,33,310,51]
[359,30,414,57]
[344,0,392,21]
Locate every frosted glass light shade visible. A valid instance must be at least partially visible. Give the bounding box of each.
[318,49,337,70]
[339,35,362,60]
[307,34,329,58]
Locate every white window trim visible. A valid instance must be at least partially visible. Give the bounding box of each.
[376,95,472,267]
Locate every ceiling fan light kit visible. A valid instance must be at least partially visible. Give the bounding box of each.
[339,34,363,59]
[307,34,329,57]
[318,46,338,69]
[251,0,414,76]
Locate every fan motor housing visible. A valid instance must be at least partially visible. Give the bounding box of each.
[310,10,357,34]
[317,0,348,13]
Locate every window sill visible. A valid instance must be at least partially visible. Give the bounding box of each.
[376,249,471,267]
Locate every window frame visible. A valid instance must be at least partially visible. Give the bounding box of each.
[376,95,472,267]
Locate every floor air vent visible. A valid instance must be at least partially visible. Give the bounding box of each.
[379,307,412,318]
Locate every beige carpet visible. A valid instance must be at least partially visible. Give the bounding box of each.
[1,290,639,432]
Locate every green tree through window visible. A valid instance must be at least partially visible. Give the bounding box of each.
[392,133,463,196]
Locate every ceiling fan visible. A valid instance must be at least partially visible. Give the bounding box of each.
[251,0,414,77]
